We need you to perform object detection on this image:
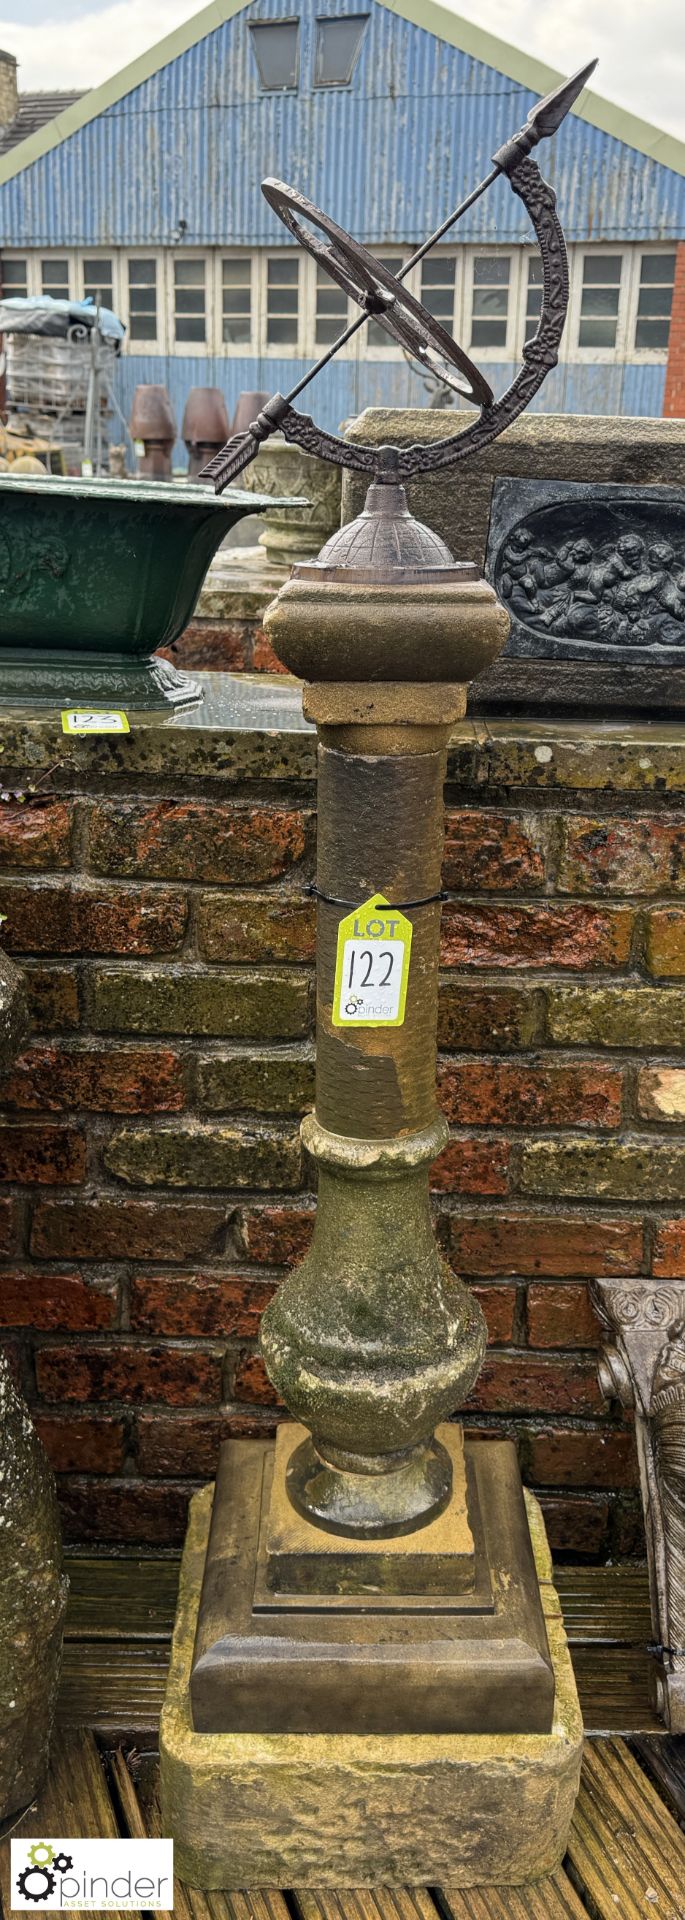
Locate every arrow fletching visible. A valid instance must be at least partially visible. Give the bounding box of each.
[198,430,262,493]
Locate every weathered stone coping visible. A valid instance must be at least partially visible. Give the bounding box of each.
[2,670,685,792]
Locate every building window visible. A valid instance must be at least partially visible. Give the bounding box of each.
[128,258,157,341]
[420,254,456,336]
[315,261,348,345]
[41,256,70,299]
[471,256,510,348]
[367,253,404,347]
[266,255,299,345]
[635,253,676,351]
[314,15,368,86]
[578,254,622,349]
[1,256,27,299]
[525,256,543,342]
[250,20,299,90]
[83,257,113,310]
[222,257,252,344]
[174,258,206,344]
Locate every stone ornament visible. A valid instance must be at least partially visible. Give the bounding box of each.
[592,1277,685,1729]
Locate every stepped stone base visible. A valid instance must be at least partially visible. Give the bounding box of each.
[160,1478,583,1889]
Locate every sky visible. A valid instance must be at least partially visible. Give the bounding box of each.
[0,0,683,141]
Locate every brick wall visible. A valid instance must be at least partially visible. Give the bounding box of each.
[664,241,685,417]
[4,698,685,1558]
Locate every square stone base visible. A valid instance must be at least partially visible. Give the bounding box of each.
[160,1477,583,1889]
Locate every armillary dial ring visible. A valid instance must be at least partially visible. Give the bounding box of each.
[261,177,494,410]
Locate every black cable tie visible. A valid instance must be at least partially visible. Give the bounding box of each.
[647,1641,685,1659]
[306,884,448,909]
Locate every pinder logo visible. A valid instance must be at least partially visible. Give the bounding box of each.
[11,1838,173,1910]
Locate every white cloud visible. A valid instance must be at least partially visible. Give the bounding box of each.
[0,0,683,139]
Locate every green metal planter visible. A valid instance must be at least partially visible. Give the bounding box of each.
[0,473,296,708]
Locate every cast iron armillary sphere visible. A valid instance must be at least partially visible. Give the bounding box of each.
[200,60,597,494]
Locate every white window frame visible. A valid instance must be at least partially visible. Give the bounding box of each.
[169,249,211,356]
[259,248,305,357]
[627,244,677,361]
[216,251,256,355]
[466,247,522,361]
[573,246,629,362]
[122,250,165,354]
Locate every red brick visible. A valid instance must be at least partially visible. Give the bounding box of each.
[36,1341,222,1406]
[197,894,315,964]
[135,1408,279,1475]
[87,799,313,883]
[30,1199,227,1263]
[653,1219,685,1277]
[430,1138,510,1195]
[664,241,685,416]
[442,811,545,893]
[25,966,80,1031]
[0,882,187,955]
[464,1354,604,1417]
[0,1269,118,1330]
[58,1476,194,1544]
[0,1199,19,1255]
[437,984,544,1051]
[523,1425,637,1489]
[440,903,632,971]
[130,1272,275,1336]
[0,801,73,871]
[162,619,251,671]
[450,1213,644,1279]
[537,1494,610,1557]
[646,909,685,978]
[233,1348,281,1406]
[612,1495,645,1556]
[558,815,685,895]
[1,1335,24,1387]
[526,1282,601,1349]
[437,1060,622,1130]
[236,1205,315,1267]
[0,1043,187,1114]
[35,1411,126,1474]
[0,1124,85,1184]
[472,1284,517,1345]
[252,631,289,673]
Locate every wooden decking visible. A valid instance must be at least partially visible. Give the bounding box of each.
[2,1557,685,1919]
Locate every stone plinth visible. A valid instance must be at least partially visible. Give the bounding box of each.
[160,1480,582,1889]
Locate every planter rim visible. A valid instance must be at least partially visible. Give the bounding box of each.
[0,474,306,513]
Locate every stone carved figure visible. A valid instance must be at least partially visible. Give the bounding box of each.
[592,1278,685,1729]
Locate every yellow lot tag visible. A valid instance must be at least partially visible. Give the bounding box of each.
[332,892,413,1028]
[61,710,130,735]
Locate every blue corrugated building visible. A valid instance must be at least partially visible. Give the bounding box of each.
[0,0,684,454]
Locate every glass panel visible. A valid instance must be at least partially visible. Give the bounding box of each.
[638,285,674,317]
[367,253,404,346]
[473,256,510,286]
[578,318,618,347]
[2,257,27,299]
[176,317,206,342]
[581,286,620,316]
[314,15,368,86]
[250,21,299,89]
[41,257,69,297]
[635,318,671,349]
[83,258,113,308]
[640,253,676,284]
[583,255,622,283]
[224,258,250,285]
[222,257,252,343]
[420,255,455,333]
[473,287,508,317]
[267,316,299,343]
[268,258,299,284]
[128,258,157,340]
[471,318,507,346]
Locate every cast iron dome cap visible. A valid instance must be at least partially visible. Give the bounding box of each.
[295,480,476,581]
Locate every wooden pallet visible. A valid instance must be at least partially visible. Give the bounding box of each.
[3,1732,685,1920]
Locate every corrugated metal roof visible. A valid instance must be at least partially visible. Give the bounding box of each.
[0,0,683,248]
[0,92,84,158]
